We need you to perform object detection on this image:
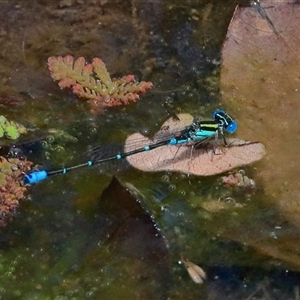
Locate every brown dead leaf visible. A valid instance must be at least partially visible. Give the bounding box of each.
[220,0,300,227]
[220,0,300,270]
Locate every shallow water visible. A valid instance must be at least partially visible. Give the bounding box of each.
[0,0,299,299]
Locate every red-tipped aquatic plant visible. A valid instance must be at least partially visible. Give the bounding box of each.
[0,157,33,229]
[48,55,153,114]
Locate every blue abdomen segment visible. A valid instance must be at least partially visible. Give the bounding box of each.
[176,138,191,145]
[169,138,179,145]
[169,137,191,145]
[23,170,48,184]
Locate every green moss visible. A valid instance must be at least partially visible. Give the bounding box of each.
[4,125,20,139]
[0,116,27,140]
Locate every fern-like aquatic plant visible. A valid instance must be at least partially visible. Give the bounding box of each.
[48,55,153,113]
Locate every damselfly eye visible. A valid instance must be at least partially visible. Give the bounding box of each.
[225,120,237,133]
[212,109,226,119]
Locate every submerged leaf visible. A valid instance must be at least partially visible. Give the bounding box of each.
[125,114,266,176]
[180,254,206,284]
[0,95,24,107]
[92,177,170,296]
[220,1,300,228]
[217,0,300,269]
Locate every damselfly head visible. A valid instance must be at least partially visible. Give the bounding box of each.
[212,109,237,134]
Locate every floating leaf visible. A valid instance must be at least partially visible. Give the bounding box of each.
[125,114,266,176]
[48,55,153,114]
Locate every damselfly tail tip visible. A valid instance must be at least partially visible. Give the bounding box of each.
[23,170,48,185]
